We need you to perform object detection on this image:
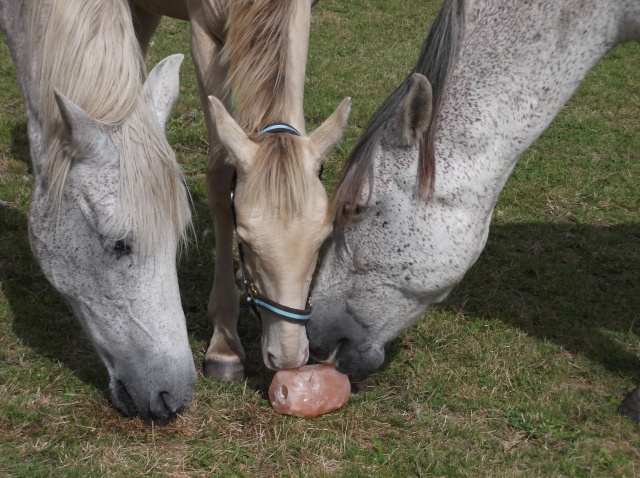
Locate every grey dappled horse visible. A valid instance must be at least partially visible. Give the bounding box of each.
[0,0,194,424]
[307,0,640,420]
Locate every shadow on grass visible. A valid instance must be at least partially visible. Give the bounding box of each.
[3,176,638,398]
[0,180,269,410]
[0,203,108,391]
[10,121,31,171]
[174,188,268,386]
[443,221,640,382]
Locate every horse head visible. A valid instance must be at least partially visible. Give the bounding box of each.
[208,95,351,371]
[306,74,453,373]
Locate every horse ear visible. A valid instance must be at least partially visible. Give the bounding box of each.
[207,95,255,170]
[396,73,432,147]
[54,88,109,163]
[142,53,184,130]
[309,97,351,165]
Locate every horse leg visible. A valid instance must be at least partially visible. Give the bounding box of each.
[189,7,245,381]
[203,145,245,381]
[128,1,162,55]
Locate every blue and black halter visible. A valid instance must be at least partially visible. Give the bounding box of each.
[230,123,318,323]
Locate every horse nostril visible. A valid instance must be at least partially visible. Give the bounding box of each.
[267,352,278,371]
[160,391,172,412]
[112,380,137,417]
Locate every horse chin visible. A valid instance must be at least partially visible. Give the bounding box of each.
[109,376,191,426]
[306,295,376,371]
[334,341,385,375]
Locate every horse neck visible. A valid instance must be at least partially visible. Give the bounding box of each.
[1,0,49,177]
[435,0,633,206]
[0,2,31,91]
[229,0,311,134]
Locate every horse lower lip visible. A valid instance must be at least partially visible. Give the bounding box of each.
[114,385,182,425]
[148,393,177,425]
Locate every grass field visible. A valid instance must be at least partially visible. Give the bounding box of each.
[1,1,640,476]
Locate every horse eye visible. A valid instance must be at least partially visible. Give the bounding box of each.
[113,239,132,257]
[341,203,366,220]
[343,203,367,215]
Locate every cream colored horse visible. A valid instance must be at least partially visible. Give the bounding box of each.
[130,0,350,379]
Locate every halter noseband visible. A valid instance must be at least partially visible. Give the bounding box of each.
[230,123,313,323]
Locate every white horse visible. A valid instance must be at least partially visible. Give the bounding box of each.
[128,0,350,379]
[307,0,640,420]
[0,0,194,424]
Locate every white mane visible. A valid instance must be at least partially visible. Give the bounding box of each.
[27,0,191,255]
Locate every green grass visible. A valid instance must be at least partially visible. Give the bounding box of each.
[1,1,640,476]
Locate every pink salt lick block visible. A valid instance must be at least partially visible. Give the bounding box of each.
[269,364,351,418]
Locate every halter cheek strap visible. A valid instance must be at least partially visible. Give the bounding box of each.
[230,123,315,323]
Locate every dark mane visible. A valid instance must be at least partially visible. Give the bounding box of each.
[332,0,466,229]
